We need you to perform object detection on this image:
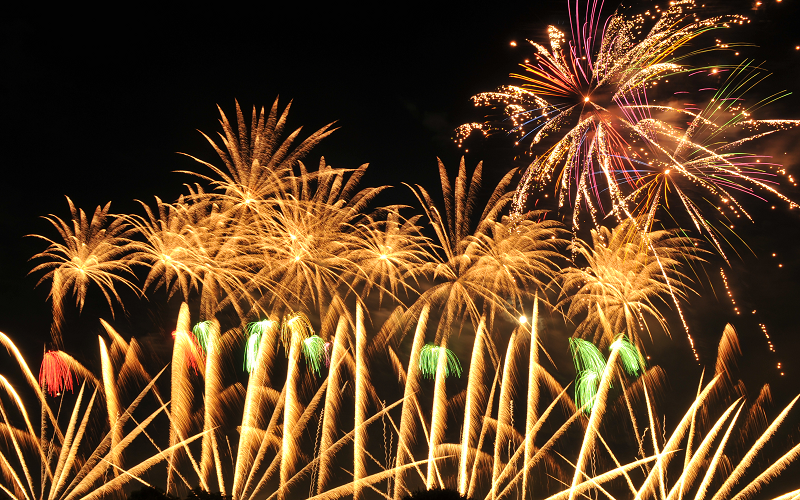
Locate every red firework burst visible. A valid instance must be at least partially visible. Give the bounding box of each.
[38,350,73,397]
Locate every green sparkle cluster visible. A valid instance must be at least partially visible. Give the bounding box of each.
[419,343,462,379]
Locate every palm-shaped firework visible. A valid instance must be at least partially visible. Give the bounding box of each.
[559,218,703,350]
[180,98,336,215]
[407,157,566,342]
[29,197,140,347]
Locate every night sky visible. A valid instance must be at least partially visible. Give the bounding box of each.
[2,0,800,409]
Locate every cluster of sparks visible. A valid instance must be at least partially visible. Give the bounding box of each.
[720,268,784,376]
[456,0,800,369]
[569,334,645,414]
[38,350,73,397]
[10,3,800,493]
[457,0,799,265]
[2,300,799,500]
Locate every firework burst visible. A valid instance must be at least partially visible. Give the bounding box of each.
[418,344,463,379]
[29,198,140,347]
[38,350,73,397]
[459,0,798,255]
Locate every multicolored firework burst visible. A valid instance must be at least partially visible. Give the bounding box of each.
[458,0,798,255]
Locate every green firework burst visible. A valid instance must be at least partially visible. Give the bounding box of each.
[419,343,462,379]
[302,335,327,376]
[192,321,212,354]
[609,334,645,377]
[243,319,274,372]
[569,338,606,414]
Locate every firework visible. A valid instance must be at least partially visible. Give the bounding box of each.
[180,98,336,216]
[569,338,605,413]
[29,198,140,347]
[281,312,314,351]
[610,334,646,376]
[393,305,430,500]
[354,303,369,500]
[168,302,205,494]
[559,217,702,355]
[8,95,800,500]
[3,310,800,500]
[38,350,73,397]
[303,335,327,376]
[316,316,349,495]
[458,317,487,496]
[244,319,274,372]
[418,344,462,379]
[193,320,213,353]
[619,62,800,259]
[460,0,799,261]
[407,157,565,343]
[126,197,203,302]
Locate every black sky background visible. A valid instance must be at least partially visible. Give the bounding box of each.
[2,0,800,429]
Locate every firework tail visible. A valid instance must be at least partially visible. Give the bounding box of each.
[354,302,369,500]
[679,371,706,498]
[61,367,171,500]
[50,270,64,350]
[728,439,800,500]
[232,318,278,500]
[0,375,43,499]
[425,335,449,489]
[309,457,448,500]
[98,336,121,477]
[492,327,520,500]
[393,304,430,500]
[50,385,98,500]
[709,394,800,500]
[466,364,501,499]
[664,399,744,500]
[39,392,46,496]
[261,322,363,500]
[632,375,722,500]
[459,316,486,496]
[200,319,225,493]
[643,377,667,498]
[76,425,207,500]
[279,314,304,500]
[489,348,579,499]
[168,302,207,495]
[274,395,408,500]
[490,385,578,500]
[0,332,62,442]
[568,304,622,500]
[100,318,128,361]
[522,295,539,500]
[239,380,286,500]
[250,374,332,500]
[316,316,348,494]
